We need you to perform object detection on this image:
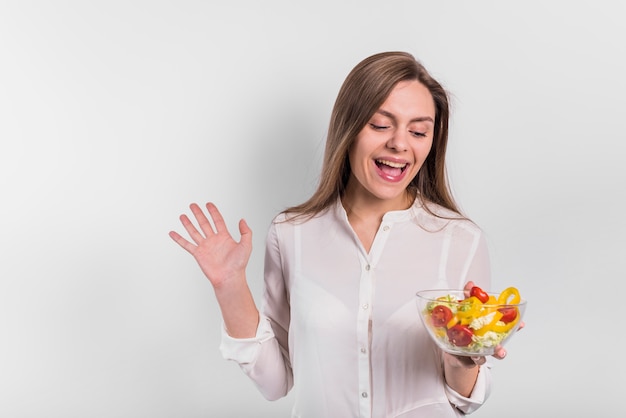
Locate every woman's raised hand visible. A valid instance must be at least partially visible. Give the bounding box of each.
[169,202,252,289]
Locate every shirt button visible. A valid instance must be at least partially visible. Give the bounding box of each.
[362,392,368,398]
[362,304,368,310]
[365,264,370,271]
[383,225,390,231]
[360,347,366,353]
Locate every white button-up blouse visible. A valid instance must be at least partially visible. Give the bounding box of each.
[220,199,493,417]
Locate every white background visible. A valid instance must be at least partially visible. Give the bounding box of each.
[1,1,624,416]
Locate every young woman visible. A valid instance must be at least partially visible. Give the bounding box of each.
[169,51,510,417]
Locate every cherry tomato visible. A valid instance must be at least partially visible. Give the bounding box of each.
[447,324,474,347]
[498,306,518,323]
[470,286,489,303]
[430,305,453,328]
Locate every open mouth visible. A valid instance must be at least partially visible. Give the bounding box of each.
[375,159,408,177]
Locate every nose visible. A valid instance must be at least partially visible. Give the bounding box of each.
[385,129,409,152]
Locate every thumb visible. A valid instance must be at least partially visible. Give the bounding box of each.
[238,218,253,245]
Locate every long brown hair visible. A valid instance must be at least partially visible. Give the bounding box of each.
[283,51,462,220]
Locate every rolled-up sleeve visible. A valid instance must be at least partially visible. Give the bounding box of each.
[217,219,293,401]
[219,314,275,364]
[445,226,493,415]
[444,362,492,414]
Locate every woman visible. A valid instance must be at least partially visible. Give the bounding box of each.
[169,51,509,417]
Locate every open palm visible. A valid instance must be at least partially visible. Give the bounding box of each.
[169,202,252,289]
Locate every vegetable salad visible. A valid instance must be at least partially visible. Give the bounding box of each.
[421,286,522,355]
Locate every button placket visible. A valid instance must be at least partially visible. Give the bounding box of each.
[356,255,373,418]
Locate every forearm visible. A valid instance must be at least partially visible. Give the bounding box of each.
[443,353,480,398]
[213,274,260,338]
[219,315,293,401]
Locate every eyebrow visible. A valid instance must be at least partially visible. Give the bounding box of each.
[376,109,434,124]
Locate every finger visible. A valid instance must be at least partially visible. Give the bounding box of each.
[179,213,206,244]
[168,230,197,254]
[463,281,475,298]
[189,203,216,237]
[238,218,252,245]
[205,202,229,235]
[492,345,507,360]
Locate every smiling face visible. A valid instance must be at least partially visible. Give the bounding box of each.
[344,80,436,210]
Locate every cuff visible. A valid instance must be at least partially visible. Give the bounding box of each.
[219,315,275,364]
[445,362,492,415]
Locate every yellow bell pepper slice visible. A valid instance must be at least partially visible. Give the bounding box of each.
[446,315,460,329]
[473,310,504,336]
[455,296,483,325]
[492,314,520,333]
[456,296,482,317]
[497,287,521,305]
[481,295,499,314]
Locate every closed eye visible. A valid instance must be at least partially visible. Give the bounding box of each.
[369,123,389,131]
[410,130,427,138]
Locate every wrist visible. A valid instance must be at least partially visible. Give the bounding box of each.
[443,352,482,369]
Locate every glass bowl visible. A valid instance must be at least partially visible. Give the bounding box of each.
[416,288,526,356]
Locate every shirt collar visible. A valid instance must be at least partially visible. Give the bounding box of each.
[333,197,423,225]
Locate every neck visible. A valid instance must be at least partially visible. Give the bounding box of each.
[341,188,413,254]
[341,188,413,224]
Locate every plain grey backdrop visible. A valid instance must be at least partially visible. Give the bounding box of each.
[1,1,624,416]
